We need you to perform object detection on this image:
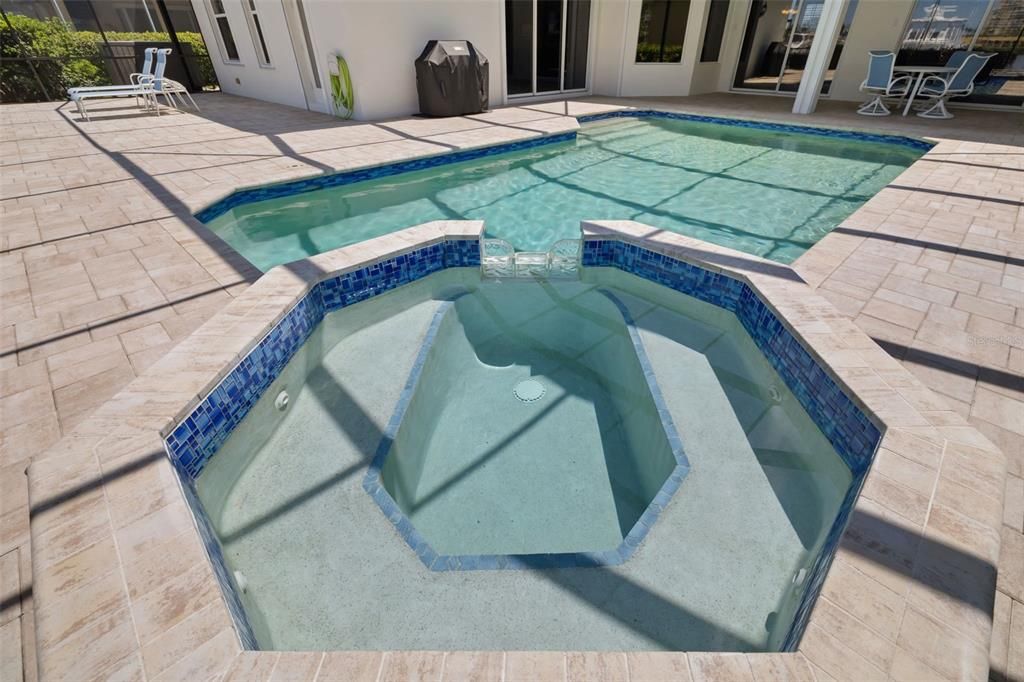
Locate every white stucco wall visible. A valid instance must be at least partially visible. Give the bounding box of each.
[303,0,504,120]
[591,0,727,98]
[590,0,628,95]
[191,0,309,109]
[189,0,929,118]
[191,0,502,119]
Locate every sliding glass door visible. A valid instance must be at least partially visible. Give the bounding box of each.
[733,0,824,92]
[732,0,859,94]
[897,0,1023,106]
[505,0,592,97]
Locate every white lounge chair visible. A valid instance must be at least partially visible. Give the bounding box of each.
[856,51,911,116]
[69,48,169,120]
[149,71,201,114]
[68,49,199,120]
[914,52,995,119]
[67,47,158,95]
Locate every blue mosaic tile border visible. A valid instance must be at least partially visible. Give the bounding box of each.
[164,238,480,480]
[195,132,578,223]
[177,475,259,649]
[361,290,691,571]
[781,469,868,652]
[577,109,934,152]
[582,239,881,476]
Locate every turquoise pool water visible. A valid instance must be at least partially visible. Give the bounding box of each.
[196,268,853,651]
[207,118,921,270]
[381,283,679,557]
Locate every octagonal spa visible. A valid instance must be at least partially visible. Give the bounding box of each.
[165,225,880,653]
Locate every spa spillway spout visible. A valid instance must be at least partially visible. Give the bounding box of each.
[480,238,581,279]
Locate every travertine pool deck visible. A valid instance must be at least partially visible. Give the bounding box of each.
[1,93,1021,681]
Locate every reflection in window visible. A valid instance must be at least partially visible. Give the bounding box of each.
[733,0,826,92]
[897,0,1022,106]
[636,0,691,63]
[209,0,240,62]
[537,0,563,91]
[700,0,730,63]
[245,0,271,67]
[505,0,534,94]
[897,0,990,65]
[970,0,1024,104]
[563,0,591,89]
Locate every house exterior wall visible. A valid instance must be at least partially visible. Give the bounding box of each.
[189,0,933,120]
[192,0,310,109]
[301,0,505,120]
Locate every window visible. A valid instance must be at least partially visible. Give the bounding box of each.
[700,0,729,62]
[244,0,271,66]
[897,0,1023,107]
[635,0,691,63]
[209,0,240,62]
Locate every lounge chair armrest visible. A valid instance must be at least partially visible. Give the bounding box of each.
[918,75,949,94]
[886,74,912,94]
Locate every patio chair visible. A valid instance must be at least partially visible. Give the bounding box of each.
[67,47,158,95]
[914,52,995,119]
[68,48,169,120]
[149,72,201,114]
[856,51,911,116]
[67,47,158,109]
[944,50,969,71]
[68,49,199,120]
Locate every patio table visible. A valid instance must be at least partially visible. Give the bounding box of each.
[894,65,957,116]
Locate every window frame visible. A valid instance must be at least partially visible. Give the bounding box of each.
[502,0,596,99]
[243,0,273,68]
[207,0,242,65]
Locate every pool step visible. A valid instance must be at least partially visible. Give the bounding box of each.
[480,238,581,279]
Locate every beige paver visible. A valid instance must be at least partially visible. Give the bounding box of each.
[2,93,1021,682]
[504,651,566,682]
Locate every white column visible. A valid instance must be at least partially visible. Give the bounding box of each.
[792,0,848,115]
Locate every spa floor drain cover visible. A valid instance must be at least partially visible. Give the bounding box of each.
[513,379,545,403]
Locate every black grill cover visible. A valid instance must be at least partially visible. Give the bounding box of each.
[415,40,489,117]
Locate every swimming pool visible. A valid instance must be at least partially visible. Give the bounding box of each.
[177,259,868,652]
[203,114,924,270]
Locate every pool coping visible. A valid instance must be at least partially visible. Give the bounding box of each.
[25,219,1005,681]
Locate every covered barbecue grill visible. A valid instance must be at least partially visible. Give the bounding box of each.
[415,40,489,117]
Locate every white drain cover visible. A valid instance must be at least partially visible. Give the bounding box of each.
[513,379,545,403]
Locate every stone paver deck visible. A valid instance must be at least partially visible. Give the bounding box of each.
[1,92,1021,681]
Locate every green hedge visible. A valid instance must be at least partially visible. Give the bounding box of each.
[0,15,217,103]
[635,42,684,63]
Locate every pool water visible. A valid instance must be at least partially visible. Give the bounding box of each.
[206,117,920,270]
[380,283,679,557]
[196,268,853,651]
